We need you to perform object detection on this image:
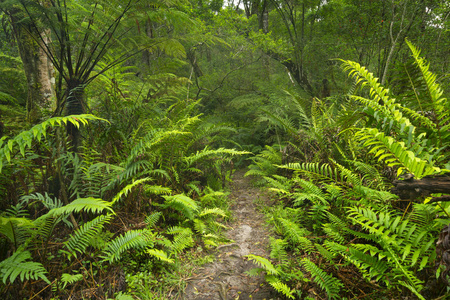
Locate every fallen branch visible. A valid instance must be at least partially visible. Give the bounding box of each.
[391,174,450,200]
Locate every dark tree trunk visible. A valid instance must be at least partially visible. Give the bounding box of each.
[391,175,450,201]
[65,79,85,151]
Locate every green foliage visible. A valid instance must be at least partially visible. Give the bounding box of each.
[0,250,50,284]
[102,229,154,263]
[0,114,107,172]
[300,258,343,299]
[161,194,199,220]
[246,254,296,299]
[65,214,113,258]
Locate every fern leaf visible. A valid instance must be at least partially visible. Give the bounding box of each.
[0,115,107,172]
[265,274,295,299]
[48,197,114,217]
[65,214,113,257]
[162,194,199,220]
[146,249,174,263]
[61,273,83,288]
[301,257,342,299]
[246,254,278,275]
[0,250,50,284]
[102,229,154,263]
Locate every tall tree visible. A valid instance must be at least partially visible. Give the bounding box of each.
[2,5,54,123]
[13,0,137,150]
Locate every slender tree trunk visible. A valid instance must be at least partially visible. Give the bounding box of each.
[65,79,85,151]
[9,12,54,123]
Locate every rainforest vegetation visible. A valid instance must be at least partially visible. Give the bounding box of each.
[0,0,450,299]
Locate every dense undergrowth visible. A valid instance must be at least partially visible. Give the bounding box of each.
[244,41,450,299]
[0,6,449,296]
[0,65,249,298]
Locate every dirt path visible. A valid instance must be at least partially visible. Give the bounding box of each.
[181,170,280,300]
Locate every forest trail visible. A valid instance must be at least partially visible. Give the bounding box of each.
[181,169,279,300]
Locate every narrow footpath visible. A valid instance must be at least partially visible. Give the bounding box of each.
[182,170,280,300]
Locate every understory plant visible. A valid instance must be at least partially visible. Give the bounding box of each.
[246,40,450,299]
[0,73,247,298]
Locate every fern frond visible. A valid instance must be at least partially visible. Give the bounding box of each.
[246,254,278,275]
[0,217,34,248]
[270,238,288,263]
[112,178,152,205]
[146,249,174,263]
[102,229,154,263]
[48,197,114,217]
[167,226,194,253]
[199,208,227,218]
[65,214,113,258]
[0,114,107,172]
[265,274,295,299]
[184,147,250,167]
[355,127,438,178]
[145,212,163,228]
[278,162,342,183]
[301,257,342,299]
[276,217,314,252]
[162,194,199,220]
[0,250,50,284]
[61,273,83,288]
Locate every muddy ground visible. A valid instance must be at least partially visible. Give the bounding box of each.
[181,170,281,300]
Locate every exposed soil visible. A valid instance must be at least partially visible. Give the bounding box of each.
[181,170,280,300]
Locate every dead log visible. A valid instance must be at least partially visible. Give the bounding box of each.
[391,174,450,201]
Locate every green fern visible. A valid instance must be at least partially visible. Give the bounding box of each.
[47,197,114,217]
[355,127,438,178]
[65,214,113,258]
[246,254,278,275]
[146,249,174,263]
[145,212,163,228]
[265,275,295,299]
[161,194,199,220]
[102,229,154,263]
[0,250,50,284]
[0,216,34,249]
[0,114,107,172]
[300,257,342,299]
[166,226,194,253]
[60,273,83,289]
